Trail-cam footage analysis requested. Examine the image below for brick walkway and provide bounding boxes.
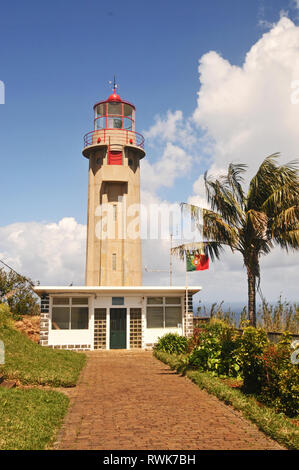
[55,350,283,450]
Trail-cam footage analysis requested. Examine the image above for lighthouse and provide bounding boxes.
[82,83,145,286]
[34,84,199,351]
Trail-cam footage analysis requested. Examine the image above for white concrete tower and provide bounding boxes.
[82,84,145,286]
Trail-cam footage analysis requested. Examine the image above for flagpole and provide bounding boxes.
[185,252,188,336]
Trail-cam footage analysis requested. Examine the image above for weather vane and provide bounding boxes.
[109,75,118,94]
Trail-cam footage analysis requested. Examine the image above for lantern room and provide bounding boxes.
[83,89,145,157]
[94,92,135,131]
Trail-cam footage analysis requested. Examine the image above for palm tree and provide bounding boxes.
[172,154,299,327]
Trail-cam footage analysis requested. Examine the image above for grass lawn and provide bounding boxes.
[0,306,87,449]
[0,388,69,450]
[0,319,86,387]
[154,350,299,450]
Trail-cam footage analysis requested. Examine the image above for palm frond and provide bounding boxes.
[204,172,243,225]
[247,153,281,210]
[203,209,239,248]
[220,162,247,207]
[272,228,299,251]
[246,209,269,240]
[171,241,224,262]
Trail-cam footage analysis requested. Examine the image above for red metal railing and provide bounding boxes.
[83,128,145,149]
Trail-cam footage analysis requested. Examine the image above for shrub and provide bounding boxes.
[0,268,39,319]
[186,320,241,377]
[257,334,299,417]
[236,326,269,394]
[187,327,205,351]
[0,303,14,328]
[154,333,189,355]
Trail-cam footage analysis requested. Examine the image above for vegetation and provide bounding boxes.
[154,350,299,450]
[0,304,86,449]
[153,332,189,354]
[0,304,86,387]
[154,320,299,418]
[0,267,39,319]
[185,321,241,378]
[257,298,299,333]
[0,388,69,450]
[172,154,299,326]
[196,298,299,333]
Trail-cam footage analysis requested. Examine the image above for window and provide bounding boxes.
[146,297,182,328]
[71,307,89,329]
[112,253,116,271]
[113,204,117,221]
[165,306,181,327]
[96,103,106,117]
[52,307,69,329]
[107,117,122,129]
[96,117,106,129]
[147,297,163,305]
[112,297,124,305]
[147,306,163,328]
[51,297,89,330]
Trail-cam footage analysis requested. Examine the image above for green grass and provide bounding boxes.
[0,318,86,387]
[0,388,69,450]
[154,350,299,450]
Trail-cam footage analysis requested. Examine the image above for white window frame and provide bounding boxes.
[146,296,183,329]
[50,296,90,331]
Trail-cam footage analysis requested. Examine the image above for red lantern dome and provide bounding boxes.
[107,92,122,103]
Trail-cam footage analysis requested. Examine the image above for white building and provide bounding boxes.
[35,286,201,350]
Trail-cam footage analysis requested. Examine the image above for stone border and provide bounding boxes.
[46,344,91,351]
[40,294,49,346]
[184,291,194,337]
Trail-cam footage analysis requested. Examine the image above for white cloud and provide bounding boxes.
[141,142,192,192]
[192,17,299,182]
[0,218,86,285]
[143,110,196,148]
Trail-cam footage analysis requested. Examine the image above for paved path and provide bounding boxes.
[55,351,283,450]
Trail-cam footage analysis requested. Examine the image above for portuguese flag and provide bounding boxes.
[186,253,209,271]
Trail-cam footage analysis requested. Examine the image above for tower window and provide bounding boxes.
[113,204,117,221]
[112,253,116,271]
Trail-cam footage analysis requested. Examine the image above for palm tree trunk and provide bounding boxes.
[247,266,256,327]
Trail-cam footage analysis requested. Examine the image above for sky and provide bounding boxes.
[0,0,299,310]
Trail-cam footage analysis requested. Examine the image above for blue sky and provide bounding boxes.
[0,0,299,305]
[0,0,296,224]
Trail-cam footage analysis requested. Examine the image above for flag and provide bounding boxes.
[186,252,209,271]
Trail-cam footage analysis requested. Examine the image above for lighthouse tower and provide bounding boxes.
[82,84,145,286]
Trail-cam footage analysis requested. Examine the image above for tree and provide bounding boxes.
[172,154,299,327]
[0,267,40,318]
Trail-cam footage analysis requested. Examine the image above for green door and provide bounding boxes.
[110,308,126,349]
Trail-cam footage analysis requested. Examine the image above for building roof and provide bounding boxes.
[33,285,202,296]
